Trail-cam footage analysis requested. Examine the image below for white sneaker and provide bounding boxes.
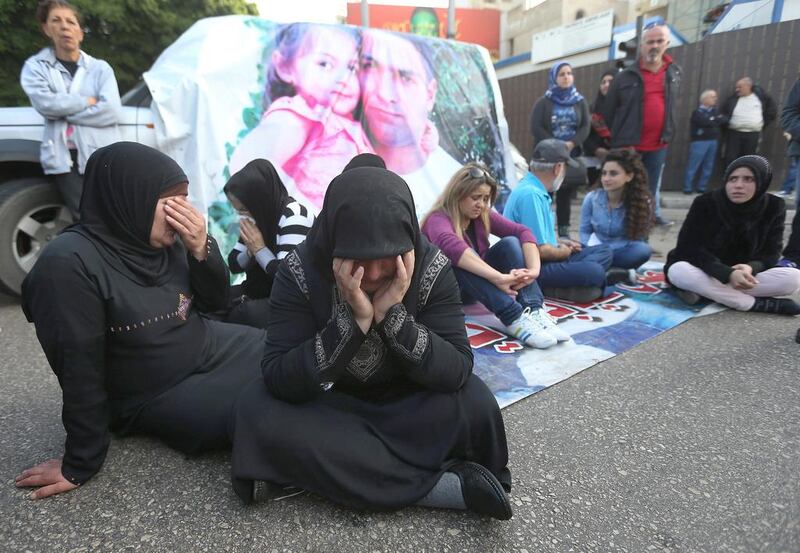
[534,308,571,342]
[506,308,557,349]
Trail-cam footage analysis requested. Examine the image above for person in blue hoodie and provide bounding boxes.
[683,90,727,194]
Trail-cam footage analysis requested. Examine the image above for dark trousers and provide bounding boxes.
[683,140,718,193]
[129,320,265,454]
[53,149,83,220]
[537,244,613,289]
[639,148,668,219]
[452,236,544,326]
[783,157,800,263]
[723,129,760,169]
[555,181,578,234]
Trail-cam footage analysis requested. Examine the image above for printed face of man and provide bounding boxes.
[360,32,437,151]
[640,26,669,64]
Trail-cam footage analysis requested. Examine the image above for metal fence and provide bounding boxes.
[498,18,800,190]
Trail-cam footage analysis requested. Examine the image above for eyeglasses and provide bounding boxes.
[468,166,496,184]
[643,21,667,31]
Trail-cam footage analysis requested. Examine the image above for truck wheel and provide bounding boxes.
[0,178,73,296]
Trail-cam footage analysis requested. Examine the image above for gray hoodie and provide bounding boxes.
[20,47,121,175]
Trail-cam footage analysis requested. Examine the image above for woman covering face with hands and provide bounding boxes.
[18,143,265,499]
[231,161,512,519]
[224,159,314,328]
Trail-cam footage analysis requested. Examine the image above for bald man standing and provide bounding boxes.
[602,23,682,226]
[721,77,777,169]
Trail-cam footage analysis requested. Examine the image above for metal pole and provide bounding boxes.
[635,14,644,55]
[361,0,369,28]
[447,0,456,39]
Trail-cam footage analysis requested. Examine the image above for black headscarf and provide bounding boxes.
[223,159,289,252]
[306,166,420,279]
[592,69,617,114]
[714,155,772,246]
[68,142,188,286]
[342,153,386,172]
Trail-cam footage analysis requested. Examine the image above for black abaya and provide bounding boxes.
[230,166,510,508]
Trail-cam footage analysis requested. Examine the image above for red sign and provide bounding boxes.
[346,3,501,58]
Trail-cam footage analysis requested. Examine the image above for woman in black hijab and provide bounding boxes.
[17,142,265,499]
[231,165,512,519]
[665,155,800,314]
[224,159,314,328]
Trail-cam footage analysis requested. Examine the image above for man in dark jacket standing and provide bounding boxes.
[602,23,682,226]
[720,77,777,168]
[779,77,800,267]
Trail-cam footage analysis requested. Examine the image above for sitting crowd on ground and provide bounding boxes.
[13,1,800,523]
[16,138,800,521]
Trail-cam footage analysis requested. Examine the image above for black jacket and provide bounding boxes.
[665,192,786,284]
[601,56,682,148]
[782,77,800,158]
[689,106,727,141]
[720,85,777,129]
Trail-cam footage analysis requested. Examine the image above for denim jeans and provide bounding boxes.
[779,157,799,195]
[683,140,717,193]
[611,241,652,269]
[452,236,544,326]
[537,243,613,289]
[639,148,668,219]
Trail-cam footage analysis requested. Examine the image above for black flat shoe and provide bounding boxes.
[451,461,513,520]
[605,267,630,286]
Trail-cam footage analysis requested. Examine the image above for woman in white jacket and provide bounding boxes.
[20,0,121,219]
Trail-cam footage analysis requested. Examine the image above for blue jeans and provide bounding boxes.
[452,236,544,326]
[639,148,668,219]
[779,157,799,195]
[537,244,613,289]
[611,241,652,269]
[683,140,717,193]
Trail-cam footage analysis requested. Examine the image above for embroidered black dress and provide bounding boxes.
[230,166,510,509]
[21,143,265,486]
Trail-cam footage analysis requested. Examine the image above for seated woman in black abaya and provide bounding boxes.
[231,163,513,520]
[224,159,314,328]
[16,143,265,499]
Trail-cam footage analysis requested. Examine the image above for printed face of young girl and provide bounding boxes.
[601,161,633,193]
[284,27,360,116]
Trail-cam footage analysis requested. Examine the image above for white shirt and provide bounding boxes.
[729,93,764,132]
[399,146,463,218]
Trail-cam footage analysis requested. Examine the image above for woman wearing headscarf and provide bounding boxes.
[17,143,265,499]
[530,61,591,238]
[231,163,512,519]
[666,155,800,314]
[224,159,315,328]
[583,69,616,161]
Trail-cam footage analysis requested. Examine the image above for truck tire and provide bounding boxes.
[0,178,72,296]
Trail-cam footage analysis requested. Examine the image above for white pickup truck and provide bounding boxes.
[0,83,155,295]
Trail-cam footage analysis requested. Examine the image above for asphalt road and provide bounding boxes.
[1,194,798,552]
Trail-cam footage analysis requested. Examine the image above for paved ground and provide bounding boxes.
[1,193,798,552]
